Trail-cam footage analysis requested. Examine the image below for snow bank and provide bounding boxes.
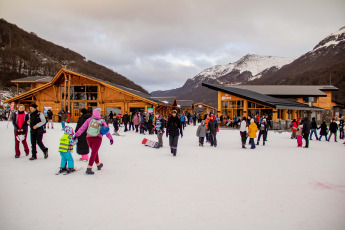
[0,121,344,230]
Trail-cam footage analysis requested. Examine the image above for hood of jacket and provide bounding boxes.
[92,108,102,120]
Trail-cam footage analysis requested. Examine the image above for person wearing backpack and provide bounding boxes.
[74,108,113,175]
[28,104,48,160]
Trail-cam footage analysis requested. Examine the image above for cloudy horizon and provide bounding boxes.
[1,0,344,92]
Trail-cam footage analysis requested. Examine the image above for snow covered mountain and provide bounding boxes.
[151,54,296,106]
[151,26,345,107]
[189,54,295,88]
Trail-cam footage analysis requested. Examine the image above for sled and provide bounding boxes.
[142,138,160,148]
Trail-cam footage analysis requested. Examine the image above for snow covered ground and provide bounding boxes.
[1,121,345,230]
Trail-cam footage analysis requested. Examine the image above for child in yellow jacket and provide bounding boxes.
[248,119,258,149]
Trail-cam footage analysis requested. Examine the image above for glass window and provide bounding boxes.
[222,101,228,109]
[256,104,264,109]
[229,101,236,108]
[73,86,86,100]
[248,102,255,108]
[61,86,65,99]
[237,100,243,108]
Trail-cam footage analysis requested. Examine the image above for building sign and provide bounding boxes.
[222,95,232,100]
[147,108,154,114]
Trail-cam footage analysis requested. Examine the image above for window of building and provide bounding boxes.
[303,97,315,103]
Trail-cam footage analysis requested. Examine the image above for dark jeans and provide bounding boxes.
[30,132,48,158]
[240,131,247,146]
[199,137,205,145]
[157,131,163,147]
[135,125,139,132]
[303,133,309,147]
[249,138,256,149]
[319,135,328,141]
[124,123,128,132]
[210,132,217,146]
[328,132,337,142]
[309,129,318,140]
[169,135,179,155]
[257,131,267,144]
[340,129,344,139]
[129,122,134,131]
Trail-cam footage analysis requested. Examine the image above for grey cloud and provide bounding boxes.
[1,0,344,91]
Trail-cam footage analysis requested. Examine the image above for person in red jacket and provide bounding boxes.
[66,111,72,123]
[12,104,30,158]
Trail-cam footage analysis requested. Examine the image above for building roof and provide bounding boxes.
[11,76,53,83]
[230,85,338,97]
[194,102,217,110]
[150,97,177,106]
[4,68,166,105]
[177,100,194,109]
[202,83,323,111]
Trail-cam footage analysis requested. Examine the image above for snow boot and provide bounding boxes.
[66,168,76,174]
[58,167,67,174]
[86,168,94,175]
[97,163,103,171]
[44,149,49,159]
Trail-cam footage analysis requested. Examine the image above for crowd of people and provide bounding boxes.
[9,103,345,175]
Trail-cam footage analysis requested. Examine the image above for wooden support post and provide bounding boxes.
[282,109,288,120]
[64,74,67,111]
[272,109,278,121]
[16,83,19,95]
[67,74,71,113]
[218,91,222,115]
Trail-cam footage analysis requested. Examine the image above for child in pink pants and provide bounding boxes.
[296,124,303,147]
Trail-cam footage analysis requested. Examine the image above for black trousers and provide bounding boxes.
[210,132,217,146]
[240,131,247,146]
[129,122,134,131]
[257,131,267,144]
[303,133,309,147]
[169,135,179,155]
[124,123,128,132]
[199,137,205,145]
[30,132,48,158]
[135,125,139,132]
[340,129,344,139]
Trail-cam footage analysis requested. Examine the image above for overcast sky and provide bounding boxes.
[1,0,344,92]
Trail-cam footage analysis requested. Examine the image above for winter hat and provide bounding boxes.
[263,119,266,122]
[250,118,254,123]
[172,110,177,114]
[81,108,87,114]
[64,125,75,135]
[30,104,38,109]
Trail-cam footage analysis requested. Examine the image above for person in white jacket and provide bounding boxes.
[240,117,248,149]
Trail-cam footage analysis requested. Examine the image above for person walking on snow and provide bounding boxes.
[207,114,219,147]
[309,117,318,140]
[12,104,30,158]
[339,119,344,140]
[74,108,113,175]
[154,112,165,148]
[302,117,311,148]
[290,119,298,139]
[57,126,78,174]
[196,120,207,147]
[132,112,140,132]
[257,119,268,146]
[318,121,328,141]
[296,122,303,147]
[47,109,54,129]
[75,108,91,162]
[28,104,48,160]
[239,117,248,149]
[328,118,338,142]
[248,118,258,149]
[123,112,130,132]
[166,110,183,157]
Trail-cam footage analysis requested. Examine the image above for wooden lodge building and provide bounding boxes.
[202,83,340,121]
[4,69,174,122]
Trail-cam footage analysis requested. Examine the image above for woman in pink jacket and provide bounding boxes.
[74,108,113,175]
[132,112,140,133]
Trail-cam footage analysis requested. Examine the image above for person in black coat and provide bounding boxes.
[302,117,311,148]
[318,121,328,141]
[339,119,344,140]
[257,119,268,146]
[75,108,91,161]
[207,114,219,147]
[109,111,114,123]
[166,110,183,156]
[328,118,338,142]
[122,112,130,132]
[309,117,318,140]
[28,104,48,160]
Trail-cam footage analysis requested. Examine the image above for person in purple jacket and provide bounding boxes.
[74,108,113,175]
